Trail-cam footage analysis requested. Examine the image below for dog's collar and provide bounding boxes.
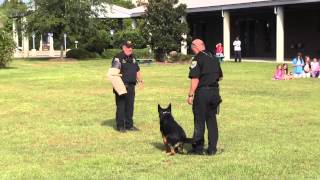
[162,111,171,114]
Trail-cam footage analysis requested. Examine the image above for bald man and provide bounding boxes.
[187,39,223,155]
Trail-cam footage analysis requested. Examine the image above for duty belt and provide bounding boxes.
[198,85,219,89]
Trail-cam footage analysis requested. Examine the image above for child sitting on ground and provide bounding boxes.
[283,63,293,80]
[311,57,320,78]
[273,64,284,80]
[292,52,304,78]
[303,55,311,78]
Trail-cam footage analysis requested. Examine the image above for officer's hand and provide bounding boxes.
[187,96,193,105]
[138,80,144,90]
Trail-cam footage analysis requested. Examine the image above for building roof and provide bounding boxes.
[94,4,132,18]
[97,0,320,18]
[185,0,320,13]
[130,6,145,17]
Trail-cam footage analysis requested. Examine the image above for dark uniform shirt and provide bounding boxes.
[111,51,140,85]
[189,51,223,88]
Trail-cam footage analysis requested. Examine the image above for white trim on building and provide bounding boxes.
[97,0,320,18]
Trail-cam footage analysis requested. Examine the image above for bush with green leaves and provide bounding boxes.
[134,48,154,59]
[101,49,121,59]
[0,30,16,68]
[84,30,111,54]
[113,29,146,49]
[142,0,188,61]
[66,48,100,59]
[168,51,193,63]
[102,48,153,59]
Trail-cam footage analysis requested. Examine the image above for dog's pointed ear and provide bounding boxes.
[168,103,171,111]
[158,104,161,111]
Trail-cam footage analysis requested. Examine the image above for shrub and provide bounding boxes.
[101,49,121,59]
[134,48,153,59]
[66,48,99,59]
[168,52,193,63]
[0,30,15,68]
[179,54,193,62]
[101,48,154,59]
[113,29,146,49]
[85,30,111,54]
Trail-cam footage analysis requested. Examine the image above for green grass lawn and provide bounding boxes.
[0,59,319,179]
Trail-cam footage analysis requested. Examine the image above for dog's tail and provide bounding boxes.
[183,137,193,144]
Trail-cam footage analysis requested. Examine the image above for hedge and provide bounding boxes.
[113,29,147,49]
[66,48,100,59]
[0,30,15,68]
[102,48,154,59]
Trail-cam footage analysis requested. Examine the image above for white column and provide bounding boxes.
[276,6,285,62]
[39,35,43,51]
[32,33,36,50]
[223,10,231,60]
[180,16,187,55]
[131,19,137,30]
[49,33,54,57]
[12,19,19,48]
[30,33,37,56]
[64,33,67,50]
[22,17,29,57]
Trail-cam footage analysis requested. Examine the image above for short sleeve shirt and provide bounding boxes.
[111,51,140,84]
[233,40,241,51]
[189,51,223,88]
[292,58,304,74]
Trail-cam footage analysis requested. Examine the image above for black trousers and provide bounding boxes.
[114,85,135,129]
[192,87,221,152]
[235,51,242,62]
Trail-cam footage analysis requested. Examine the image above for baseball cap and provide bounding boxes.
[122,40,133,48]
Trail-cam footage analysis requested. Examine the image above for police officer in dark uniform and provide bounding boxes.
[187,39,223,155]
[111,40,143,133]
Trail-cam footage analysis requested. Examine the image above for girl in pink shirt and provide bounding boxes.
[311,58,320,78]
[273,64,284,80]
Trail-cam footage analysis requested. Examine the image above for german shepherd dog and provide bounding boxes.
[158,104,193,155]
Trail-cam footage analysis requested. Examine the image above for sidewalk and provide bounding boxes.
[224,58,291,63]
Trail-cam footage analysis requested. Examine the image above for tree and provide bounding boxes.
[26,0,109,59]
[142,0,188,61]
[110,0,135,8]
[114,29,146,49]
[0,3,18,68]
[0,7,5,29]
[0,30,16,68]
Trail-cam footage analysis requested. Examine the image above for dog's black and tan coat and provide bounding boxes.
[158,104,192,155]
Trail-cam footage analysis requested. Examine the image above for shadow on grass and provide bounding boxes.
[0,67,18,70]
[17,58,107,61]
[150,142,196,156]
[151,142,166,151]
[101,119,115,128]
[17,58,51,61]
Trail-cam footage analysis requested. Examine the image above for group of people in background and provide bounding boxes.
[214,37,242,63]
[273,52,320,80]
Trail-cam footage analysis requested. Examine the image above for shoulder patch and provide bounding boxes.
[114,58,120,62]
[133,58,136,64]
[190,61,197,69]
